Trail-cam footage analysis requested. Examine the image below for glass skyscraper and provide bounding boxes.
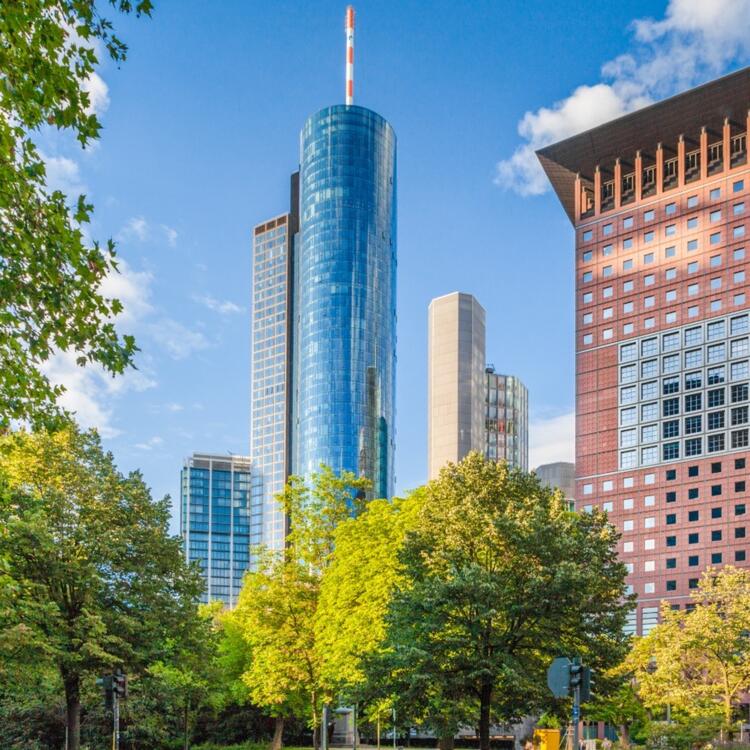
[180,452,253,606]
[294,105,397,499]
[484,367,529,471]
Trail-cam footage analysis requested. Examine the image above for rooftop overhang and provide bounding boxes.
[536,66,750,224]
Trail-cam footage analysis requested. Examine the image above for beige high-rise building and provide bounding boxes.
[428,292,486,479]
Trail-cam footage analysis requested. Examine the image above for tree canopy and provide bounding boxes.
[0,0,152,428]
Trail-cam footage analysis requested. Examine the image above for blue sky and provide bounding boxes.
[43,0,750,530]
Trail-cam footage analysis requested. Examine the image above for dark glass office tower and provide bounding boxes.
[294,105,397,499]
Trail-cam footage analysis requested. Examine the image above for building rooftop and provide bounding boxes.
[536,66,750,223]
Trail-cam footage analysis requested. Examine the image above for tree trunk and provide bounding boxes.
[377,714,381,750]
[479,679,493,750]
[62,669,81,750]
[438,734,455,750]
[271,716,285,750]
[618,724,629,749]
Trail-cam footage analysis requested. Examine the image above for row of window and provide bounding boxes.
[581,180,746,242]
[580,457,746,496]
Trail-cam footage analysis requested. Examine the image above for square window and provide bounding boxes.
[644,274,655,286]
[734,180,745,193]
[685,415,702,434]
[666,535,677,547]
[708,388,725,408]
[603,244,614,256]
[687,217,698,229]
[712,553,723,564]
[688,487,699,499]
[688,283,699,295]
[688,239,699,252]
[623,216,634,228]
[732,362,749,381]
[710,232,721,245]
[685,371,702,390]
[583,230,593,241]
[688,466,699,478]
[735,248,746,261]
[708,411,725,430]
[711,461,722,473]
[688,195,699,207]
[688,510,699,522]
[583,333,593,345]
[737,458,747,469]
[732,315,749,335]
[736,527,746,539]
[666,580,677,591]
[732,383,749,402]
[665,247,677,259]
[688,555,699,566]
[603,265,613,277]
[732,406,748,425]
[666,557,677,569]
[736,550,747,562]
[603,223,613,235]
[583,292,593,303]
[624,280,634,292]
[685,393,702,412]
[645,231,655,243]
[711,484,722,496]
[663,398,680,417]
[732,428,749,448]
[623,237,633,249]
[663,442,680,461]
[603,286,613,298]
[712,530,723,541]
[582,271,593,282]
[645,317,655,328]
[711,187,721,200]
[734,202,745,216]
[708,366,726,385]
[689,578,699,589]
[736,483,747,494]
[711,209,722,222]
[734,226,746,239]
[623,301,634,314]
[623,258,633,270]
[711,277,722,290]
[711,507,722,519]
[644,209,655,221]
[666,469,677,480]
[685,437,702,456]
[689,532,699,544]
[662,420,679,439]
[708,321,726,340]
[666,491,677,502]
[734,293,746,306]
[688,261,699,273]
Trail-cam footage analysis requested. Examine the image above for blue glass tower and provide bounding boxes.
[294,105,397,499]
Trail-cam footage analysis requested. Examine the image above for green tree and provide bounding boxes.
[0,1,152,428]
[231,467,370,750]
[373,453,631,750]
[627,566,750,730]
[315,491,424,693]
[0,427,203,750]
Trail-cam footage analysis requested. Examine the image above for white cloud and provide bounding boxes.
[496,0,750,195]
[149,319,210,360]
[135,435,164,451]
[117,216,150,243]
[100,259,154,327]
[43,153,86,196]
[529,410,575,469]
[82,71,110,116]
[193,294,245,315]
[161,225,178,247]
[165,402,184,412]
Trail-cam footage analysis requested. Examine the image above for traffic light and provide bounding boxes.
[114,670,127,699]
[96,674,114,712]
[570,664,592,702]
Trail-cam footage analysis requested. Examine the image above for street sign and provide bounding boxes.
[547,656,572,698]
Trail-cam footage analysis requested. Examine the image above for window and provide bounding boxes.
[663,442,680,460]
[688,261,699,274]
[708,388,725,407]
[583,230,593,241]
[620,343,637,362]
[712,553,723,564]
[712,530,723,541]
[687,216,698,229]
[734,294,746,306]
[666,557,677,569]
[708,411,725,430]
[621,429,637,447]
[663,332,680,350]
[665,246,677,259]
[642,381,658,399]
[689,578,699,589]
[734,226,746,239]
[645,231,655,243]
[666,535,677,547]
[623,520,634,532]
[603,243,614,256]
[685,437,702,456]
[708,320,726,339]
[642,359,658,378]
[663,354,680,373]
[734,180,745,193]
[621,386,637,404]
[685,349,702,368]
[623,258,633,270]
[623,216,634,228]
[688,195,699,207]
[621,407,637,425]
[708,343,726,363]
[732,315,749,335]
[737,458,747,469]
[662,420,679,439]
[688,510,699,522]
[732,428,749,448]
[662,376,679,395]
[685,393,702,412]
[711,277,722,290]
[643,446,659,464]
[623,301,634,314]
[737,528,747,539]
[734,202,745,216]
[644,252,655,265]
[666,513,677,525]
[688,486,699,498]
[666,289,677,302]
[711,507,722,519]
[603,286,613,298]
[620,450,637,469]
[711,209,722,223]
[583,271,593,282]
[666,580,677,591]
[641,337,658,356]
[734,270,745,283]
[688,239,699,252]
[709,434,726,452]
[737,551,747,562]
[688,283,699,296]
[737,504,747,516]
[583,333,593,345]
[642,425,658,443]
[689,533,699,544]
[645,517,655,529]
[603,328,613,340]
[712,461,722,472]
[624,280,634,292]
[645,317,655,328]
[711,484,722,496]
[735,248,746,261]
[733,338,750,358]
[583,291,593,303]
[685,371,702,390]
[644,209,655,221]
[621,364,637,383]
[685,415,702,434]
[603,223,613,235]
[663,398,679,417]
[708,366,726,385]
[711,187,721,200]
[732,361,749,380]
[732,383,749,402]
[603,265,613,277]
[666,469,677,480]
[644,273,655,286]
[623,237,633,249]
[711,232,721,245]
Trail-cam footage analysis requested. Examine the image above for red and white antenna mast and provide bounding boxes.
[345,5,355,105]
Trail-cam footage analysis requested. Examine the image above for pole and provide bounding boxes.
[392,707,397,750]
[572,658,581,750]
[344,5,354,105]
[353,705,358,750]
[322,705,329,750]
[113,687,120,750]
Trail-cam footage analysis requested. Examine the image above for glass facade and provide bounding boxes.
[252,204,296,551]
[484,368,529,470]
[180,453,252,606]
[294,105,397,499]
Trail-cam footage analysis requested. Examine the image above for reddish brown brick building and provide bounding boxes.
[538,68,750,636]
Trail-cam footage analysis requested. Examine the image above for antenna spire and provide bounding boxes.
[345,6,355,105]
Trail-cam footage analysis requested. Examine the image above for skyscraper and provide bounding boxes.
[180,452,253,606]
[294,104,397,499]
[251,176,299,551]
[535,461,576,509]
[248,7,397,555]
[538,67,750,636]
[427,292,528,478]
[485,367,529,470]
[427,292,486,479]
